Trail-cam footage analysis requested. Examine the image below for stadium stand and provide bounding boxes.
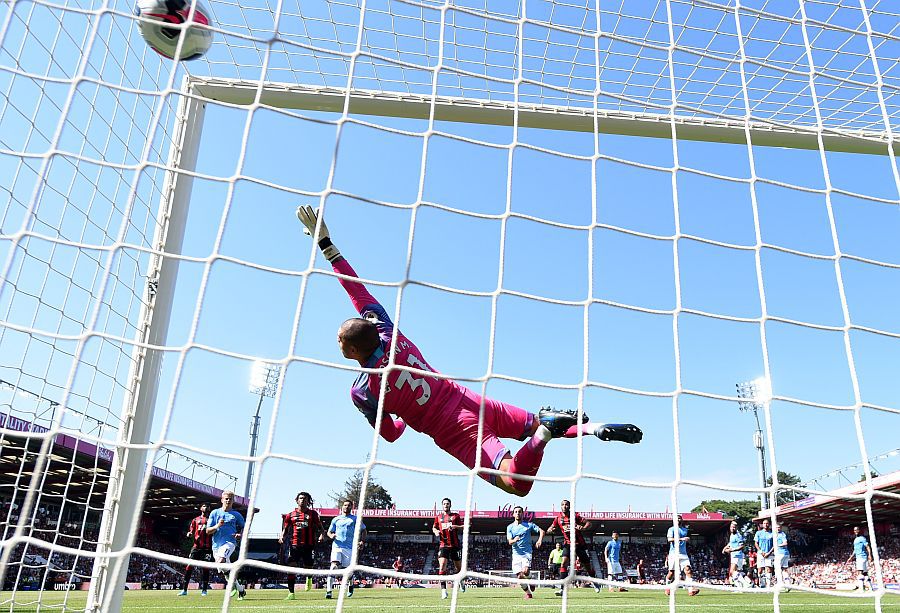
[3,466,898,593]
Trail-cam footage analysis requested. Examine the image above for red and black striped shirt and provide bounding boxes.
[551,512,586,546]
[189,515,212,549]
[434,512,462,548]
[282,508,321,546]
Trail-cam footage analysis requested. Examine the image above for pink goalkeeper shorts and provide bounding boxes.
[434,386,535,483]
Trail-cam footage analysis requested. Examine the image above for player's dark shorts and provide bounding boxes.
[188,548,213,563]
[438,547,461,562]
[548,563,561,577]
[562,545,592,570]
[287,545,315,567]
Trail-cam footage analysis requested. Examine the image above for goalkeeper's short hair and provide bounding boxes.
[340,318,380,354]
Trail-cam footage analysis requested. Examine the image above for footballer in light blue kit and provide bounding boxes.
[604,532,627,589]
[506,506,544,600]
[775,525,792,587]
[325,500,367,599]
[722,520,748,587]
[754,518,774,587]
[846,526,874,590]
[665,515,699,595]
[206,490,247,600]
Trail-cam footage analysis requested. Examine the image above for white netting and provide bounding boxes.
[486,569,542,586]
[2,0,900,611]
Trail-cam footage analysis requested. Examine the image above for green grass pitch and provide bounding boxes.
[2,588,899,612]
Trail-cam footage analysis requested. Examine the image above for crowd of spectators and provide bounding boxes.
[789,535,900,588]
[257,531,900,591]
[129,533,192,587]
[1,506,99,590]
[1,498,191,590]
[354,541,432,585]
[3,496,899,592]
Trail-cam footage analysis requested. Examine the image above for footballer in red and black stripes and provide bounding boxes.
[189,509,213,550]
[279,492,325,595]
[545,499,599,586]
[283,506,324,546]
[181,503,213,593]
[548,505,587,546]
[434,509,463,550]
[432,498,466,596]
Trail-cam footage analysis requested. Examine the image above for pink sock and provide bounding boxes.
[563,423,599,438]
[507,436,547,495]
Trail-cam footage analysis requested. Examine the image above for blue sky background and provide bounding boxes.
[1,0,900,538]
[159,106,900,533]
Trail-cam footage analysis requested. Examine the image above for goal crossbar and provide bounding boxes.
[190,77,900,156]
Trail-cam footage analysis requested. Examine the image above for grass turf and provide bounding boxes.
[2,587,899,612]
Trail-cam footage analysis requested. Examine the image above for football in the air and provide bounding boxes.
[135,0,213,61]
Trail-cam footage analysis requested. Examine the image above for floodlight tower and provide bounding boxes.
[246,361,281,499]
[736,377,772,510]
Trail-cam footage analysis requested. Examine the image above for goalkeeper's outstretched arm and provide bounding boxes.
[297,205,407,443]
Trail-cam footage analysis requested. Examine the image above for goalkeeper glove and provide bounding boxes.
[596,424,643,444]
[296,204,341,263]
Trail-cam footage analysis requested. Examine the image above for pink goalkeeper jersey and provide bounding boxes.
[334,258,464,442]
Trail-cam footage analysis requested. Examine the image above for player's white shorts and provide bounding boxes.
[776,554,789,569]
[511,552,533,574]
[730,554,745,568]
[331,544,352,568]
[757,555,773,569]
[213,542,236,561]
[856,557,869,573]
[667,554,691,572]
[607,561,623,576]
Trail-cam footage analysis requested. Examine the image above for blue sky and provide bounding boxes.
[1,0,900,538]
[152,103,900,534]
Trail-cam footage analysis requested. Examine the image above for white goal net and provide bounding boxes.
[2,0,900,611]
[486,569,542,587]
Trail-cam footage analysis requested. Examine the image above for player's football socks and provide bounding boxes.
[305,577,313,591]
[459,581,466,592]
[177,590,188,596]
[594,423,643,444]
[507,436,545,495]
[441,588,448,599]
[538,407,587,437]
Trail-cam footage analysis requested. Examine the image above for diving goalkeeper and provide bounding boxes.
[297,205,642,496]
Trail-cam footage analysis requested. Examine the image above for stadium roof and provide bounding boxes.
[0,411,250,522]
[759,470,900,530]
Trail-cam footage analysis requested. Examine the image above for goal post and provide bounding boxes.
[189,77,900,156]
[87,84,207,613]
